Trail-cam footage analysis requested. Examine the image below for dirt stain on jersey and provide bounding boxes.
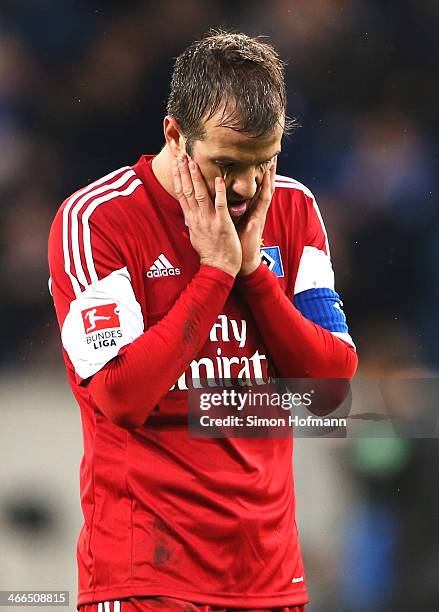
[183,318,196,343]
[152,516,173,566]
[153,543,171,564]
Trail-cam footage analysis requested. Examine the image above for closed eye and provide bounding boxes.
[258,159,274,169]
[216,157,275,173]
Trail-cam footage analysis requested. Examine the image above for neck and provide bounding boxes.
[151,145,176,199]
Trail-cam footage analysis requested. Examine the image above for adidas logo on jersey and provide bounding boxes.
[147,253,181,278]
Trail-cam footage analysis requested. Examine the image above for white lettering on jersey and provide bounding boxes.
[171,315,267,390]
[147,253,181,278]
[209,315,247,348]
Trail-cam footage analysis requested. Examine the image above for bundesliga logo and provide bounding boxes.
[81,303,122,350]
[81,303,121,334]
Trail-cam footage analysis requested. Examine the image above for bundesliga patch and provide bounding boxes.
[260,246,284,277]
[81,303,121,334]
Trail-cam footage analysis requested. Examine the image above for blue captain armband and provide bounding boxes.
[294,287,348,333]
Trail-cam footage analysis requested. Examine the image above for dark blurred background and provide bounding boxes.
[0,1,438,611]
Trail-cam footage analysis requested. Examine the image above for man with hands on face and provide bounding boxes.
[171,152,275,278]
[48,30,357,612]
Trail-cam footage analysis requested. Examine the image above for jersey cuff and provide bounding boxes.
[198,264,236,288]
[235,261,278,295]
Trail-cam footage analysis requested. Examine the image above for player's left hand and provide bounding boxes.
[238,161,276,276]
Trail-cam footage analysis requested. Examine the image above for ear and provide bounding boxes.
[164,116,186,158]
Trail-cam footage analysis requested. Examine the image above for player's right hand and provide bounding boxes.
[172,155,242,277]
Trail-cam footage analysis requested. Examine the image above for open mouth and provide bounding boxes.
[227,200,249,217]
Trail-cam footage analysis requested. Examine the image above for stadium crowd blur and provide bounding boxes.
[0,1,438,611]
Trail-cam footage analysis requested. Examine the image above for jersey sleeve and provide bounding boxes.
[292,185,355,348]
[48,173,144,382]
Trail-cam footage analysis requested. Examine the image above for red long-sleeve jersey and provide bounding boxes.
[48,155,357,609]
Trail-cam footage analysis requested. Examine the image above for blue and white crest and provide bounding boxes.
[260,246,284,277]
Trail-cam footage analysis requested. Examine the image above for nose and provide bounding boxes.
[229,168,259,201]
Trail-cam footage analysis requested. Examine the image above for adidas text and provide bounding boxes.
[147,268,180,278]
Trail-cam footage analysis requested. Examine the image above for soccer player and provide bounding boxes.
[48,31,357,612]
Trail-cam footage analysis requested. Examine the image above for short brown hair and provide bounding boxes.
[166,30,295,153]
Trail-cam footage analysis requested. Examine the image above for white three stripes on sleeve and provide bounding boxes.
[70,170,135,288]
[97,602,120,612]
[274,174,331,257]
[62,167,142,297]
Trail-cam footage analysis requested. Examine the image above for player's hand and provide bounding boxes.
[172,155,242,277]
[238,161,276,276]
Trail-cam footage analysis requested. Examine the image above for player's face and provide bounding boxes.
[187,113,283,222]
